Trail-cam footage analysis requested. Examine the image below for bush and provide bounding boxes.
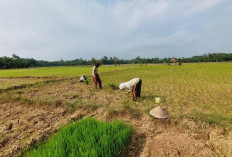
[23,118,132,157]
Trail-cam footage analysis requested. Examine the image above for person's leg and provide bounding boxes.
[92,76,97,88]
[132,84,137,101]
[95,74,102,89]
[137,79,142,98]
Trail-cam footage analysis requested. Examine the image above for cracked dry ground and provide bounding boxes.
[0,79,232,157]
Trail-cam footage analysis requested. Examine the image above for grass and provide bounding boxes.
[0,78,48,89]
[100,63,232,128]
[0,65,130,77]
[187,110,232,128]
[22,118,132,157]
[109,83,117,90]
[1,63,232,128]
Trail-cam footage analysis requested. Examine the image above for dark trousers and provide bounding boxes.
[132,79,142,101]
[93,74,102,88]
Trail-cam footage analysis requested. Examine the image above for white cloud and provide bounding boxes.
[0,0,231,60]
[112,0,169,29]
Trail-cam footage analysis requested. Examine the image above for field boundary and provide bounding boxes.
[0,77,75,93]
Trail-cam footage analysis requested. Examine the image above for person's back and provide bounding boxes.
[119,78,142,101]
[124,78,140,91]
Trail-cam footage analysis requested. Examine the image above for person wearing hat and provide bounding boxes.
[119,78,142,101]
[92,62,102,89]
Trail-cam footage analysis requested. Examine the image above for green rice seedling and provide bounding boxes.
[84,79,89,85]
[22,118,132,157]
[109,83,117,90]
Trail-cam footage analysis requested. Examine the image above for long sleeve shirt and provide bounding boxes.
[124,78,140,92]
[92,66,98,76]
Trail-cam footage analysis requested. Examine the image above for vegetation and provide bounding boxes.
[1,62,232,157]
[84,79,89,85]
[0,66,130,77]
[1,63,232,129]
[109,83,117,90]
[100,63,232,128]
[1,53,232,69]
[22,118,132,157]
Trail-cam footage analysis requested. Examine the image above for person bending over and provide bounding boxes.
[119,78,142,101]
[92,62,102,89]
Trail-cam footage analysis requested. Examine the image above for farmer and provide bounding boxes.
[92,62,102,89]
[79,74,87,82]
[119,78,142,101]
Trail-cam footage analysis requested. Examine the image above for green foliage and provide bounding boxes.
[2,52,232,69]
[84,79,89,85]
[187,110,232,128]
[23,118,132,157]
[108,83,117,90]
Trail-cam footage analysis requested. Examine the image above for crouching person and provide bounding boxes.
[79,74,87,82]
[119,78,142,101]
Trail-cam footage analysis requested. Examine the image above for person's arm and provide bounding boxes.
[126,90,131,95]
[126,86,133,95]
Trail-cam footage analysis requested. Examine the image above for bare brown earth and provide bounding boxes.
[0,79,232,157]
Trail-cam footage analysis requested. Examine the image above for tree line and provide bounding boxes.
[0,53,232,69]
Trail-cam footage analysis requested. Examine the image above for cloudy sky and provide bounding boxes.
[0,0,231,60]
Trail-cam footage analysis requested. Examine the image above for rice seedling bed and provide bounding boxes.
[22,118,132,157]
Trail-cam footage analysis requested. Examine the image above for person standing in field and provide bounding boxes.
[92,62,102,89]
[119,78,142,101]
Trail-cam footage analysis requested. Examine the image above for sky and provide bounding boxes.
[0,0,232,61]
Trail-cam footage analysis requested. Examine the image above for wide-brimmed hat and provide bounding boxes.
[150,106,168,119]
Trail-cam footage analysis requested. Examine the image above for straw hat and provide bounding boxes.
[150,106,168,119]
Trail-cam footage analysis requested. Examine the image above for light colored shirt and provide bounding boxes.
[124,78,140,92]
[92,66,98,76]
[80,75,86,82]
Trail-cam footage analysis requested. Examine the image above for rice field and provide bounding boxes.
[1,63,232,127]
[101,63,232,127]
[0,65,130,78]
[0,78,51,90]
[1,62,232,156]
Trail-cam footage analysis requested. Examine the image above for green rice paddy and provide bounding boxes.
[22,118,132,157]
[0,65,130,77]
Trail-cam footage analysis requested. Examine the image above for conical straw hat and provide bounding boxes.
[150,106,168,119]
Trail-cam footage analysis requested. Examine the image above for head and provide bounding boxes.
[119,83,126,90]
[95,62,100,67]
